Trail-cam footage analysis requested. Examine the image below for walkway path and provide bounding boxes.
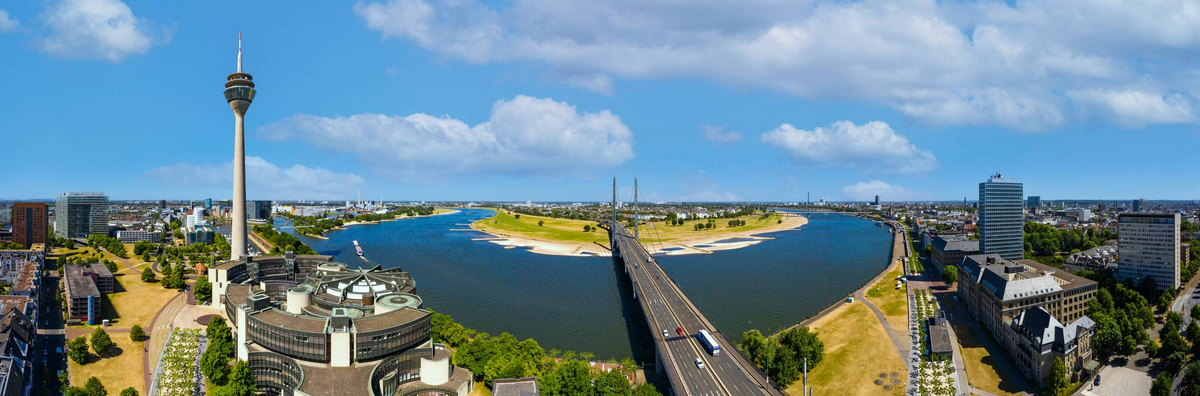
[142,291,187,393]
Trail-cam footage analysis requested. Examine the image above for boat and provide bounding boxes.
[353,240,364,257]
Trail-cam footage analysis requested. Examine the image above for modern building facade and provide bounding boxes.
[10,203,46,249]
[957,254,1098,386]
[116,230,160,243]
[1063,245,1118,273]
[1133,198,1145,213]
[55,193,109,239]
[248,200,272,222]
[930,234,979,272]
[1026,196,1041,210]
[210,254,474,395]
[978,173,1024,261]
[1116,213,1181,291]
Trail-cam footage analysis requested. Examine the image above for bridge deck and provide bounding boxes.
[610,223,783,396]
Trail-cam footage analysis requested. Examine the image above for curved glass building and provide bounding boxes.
[210,253,474,395]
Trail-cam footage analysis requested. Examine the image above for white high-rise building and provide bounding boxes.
[1117,213,1180,291]
[978,173,1024,261]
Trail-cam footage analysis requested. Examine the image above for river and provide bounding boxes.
[276,208,891,361]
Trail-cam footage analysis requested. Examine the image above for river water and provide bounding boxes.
[278,209,891,361]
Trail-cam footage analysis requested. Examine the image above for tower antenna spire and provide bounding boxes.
[237,31,243,73]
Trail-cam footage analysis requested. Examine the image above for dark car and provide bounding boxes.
[1093,374,1101,386]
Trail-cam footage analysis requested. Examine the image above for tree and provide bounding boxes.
[1167,351,1189,374]
[130,325,147,342]
[68,336,88,364]
[84,377,107,396]
[215,361,256,396]
[631,383,659,396]
[1047,356,1067,396]
[91,327,113,357]
[141,267,156,283]
[1189,319,1200,345]
[739,329,772,370]
[1119,335,1137,356]
[1158,289,1175,312]
[538,220,545,227]
[1151,373,1172,396]
[1145,338,1160,357]
[583,225,592,232]
[195,275,212,304]
[1191,304,1200,321]
[1183,362,1200,396]
[593,367,632,395]
[941,266,958,286]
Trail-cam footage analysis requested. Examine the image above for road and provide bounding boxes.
[611,223,780,396]
[35,270,68,391]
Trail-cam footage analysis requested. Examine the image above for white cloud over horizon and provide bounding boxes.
[353,0,1200,131]
[145,156,367,200]
[256,95,636,180]
[842,180,926,201]
[760,120,937,175]
[0,10,19,32]
[36,0,168,62]
[701,125,743,145]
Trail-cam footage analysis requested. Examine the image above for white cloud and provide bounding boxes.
[145,156,366,200]
[353,0,1200,130]
[701,125,743,145]
[0,10,19,32]
[37,0,167,62]
[760,120,936,175]
[257,95,635,179]
[1066,88,1196,127]
[842,180,925,201]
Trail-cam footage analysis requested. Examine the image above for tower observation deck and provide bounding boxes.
[226,32,256,260]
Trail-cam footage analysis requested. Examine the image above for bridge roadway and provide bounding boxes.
[609,223,783,396]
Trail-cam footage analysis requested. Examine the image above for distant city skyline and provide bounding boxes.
[5,1,1200,202]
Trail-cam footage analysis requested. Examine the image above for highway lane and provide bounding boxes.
[613,224,778,396]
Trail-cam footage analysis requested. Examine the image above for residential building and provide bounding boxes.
[930,234,979,272]
[1063,245,1118,273]
[10,203,46,249]
[979,173,1024,261]
[64,263,113,325]
[0,245,43,285]
[1116,213,1181,291]
[1009,307,1096,387]
[54,192,109,239]
[957,254,1098,387]
[0,308,34,396]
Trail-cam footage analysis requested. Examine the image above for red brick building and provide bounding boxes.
[12,203,46,248]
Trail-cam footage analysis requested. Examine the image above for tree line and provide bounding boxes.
[738,327,825,388]
[252,224,317,255]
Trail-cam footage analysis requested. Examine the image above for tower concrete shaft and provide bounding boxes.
[225,33,256,259]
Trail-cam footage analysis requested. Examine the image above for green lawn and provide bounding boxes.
[638,213,786,243]
[800,303,906,396]
[473,210,609,244]
[865,262,908,333]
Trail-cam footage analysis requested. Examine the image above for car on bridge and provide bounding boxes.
[676,326,684,335]
[694,358,705,369]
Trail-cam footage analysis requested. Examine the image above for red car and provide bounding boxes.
[676,326,684,335]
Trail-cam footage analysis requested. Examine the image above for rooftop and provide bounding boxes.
[494,377,539,396]
[961,254,1096,302]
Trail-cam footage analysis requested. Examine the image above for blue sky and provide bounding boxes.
[2,0,1198,202]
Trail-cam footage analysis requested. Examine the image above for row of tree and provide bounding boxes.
[430,311,660,395]
[1023,222,1116,257]
[62,376,138,396]
[738,327,825,387]
[86,234,128,258]
[200,317,256,396]
[252,224,317,255]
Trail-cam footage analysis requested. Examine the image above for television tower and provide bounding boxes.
[225,32,256,259]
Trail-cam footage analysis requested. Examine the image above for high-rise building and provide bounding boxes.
[225,33,256,259]
[204,198,213,211]
[1026,196,1041,209]
[55,193,109,239]
[1133,198,1145,213]
[978,173,1024,261]
[12,203,47,248]
[248,200,272,221]
[158,200,167,210]
[1117,213,1180,291]
[874,195,880,206]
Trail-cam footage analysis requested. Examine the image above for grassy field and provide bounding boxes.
[473,210,609,244]
[472,208,788,245]
[68,334,145,394]
[865,261,908,334]
[952,322,1030,395]
[799,302,906,396]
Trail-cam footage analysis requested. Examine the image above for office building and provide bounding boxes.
[186,225,215,245]
[1116,213,1180,291]
[158,200,167,210]
[64,263,113,325]
[10,203,46,249]
[248,200,272,222]
[210,254,474,395]
[930,234,979,272]
[1010,307,1096,387]
[54,192,109,239]
[205,198,213,211]
[1026,196,1041,210]
[1133,198,1145,213]
[1063,245,1118,273]
[116,230,160,243]
[873,195,880,206]
[978,173,1024,261]
[958,254,1098,386]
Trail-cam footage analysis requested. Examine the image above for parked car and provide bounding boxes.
[1093,374,1101,386]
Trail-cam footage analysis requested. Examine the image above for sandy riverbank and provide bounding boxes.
[470,214,808,257]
